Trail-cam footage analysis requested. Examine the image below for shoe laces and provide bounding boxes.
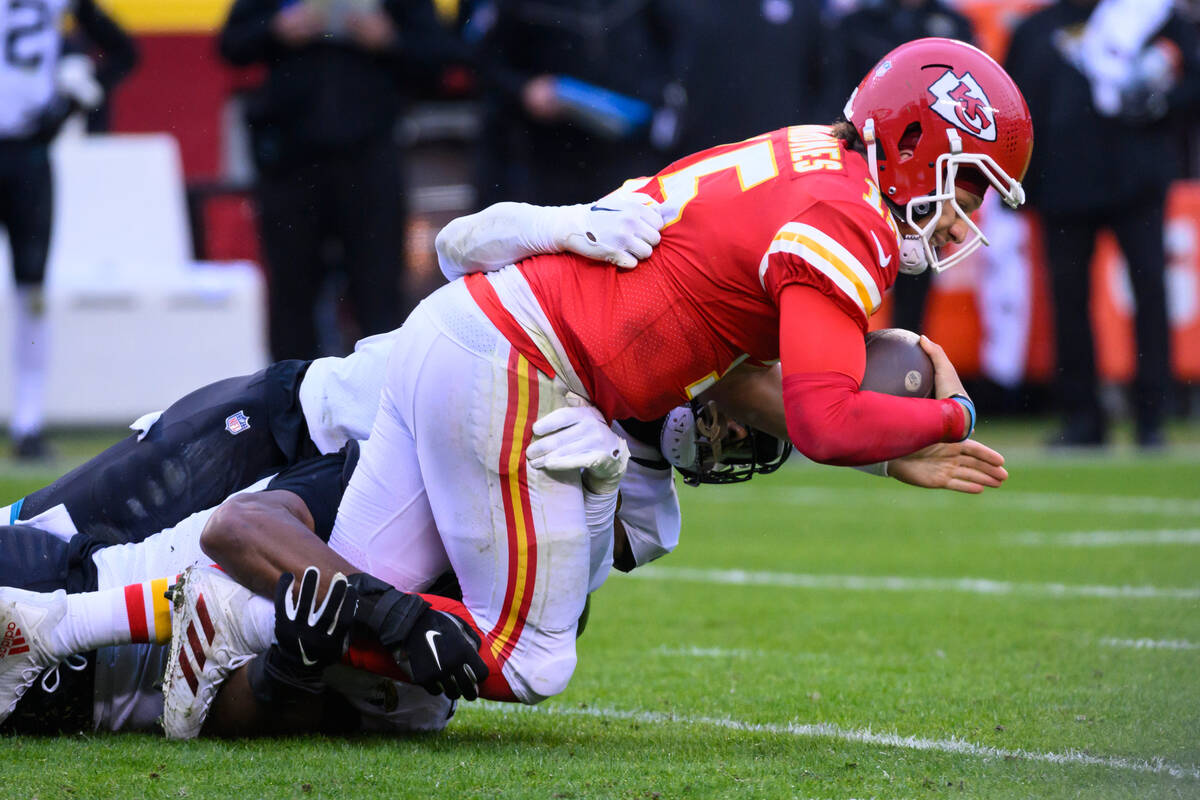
[38,654,88,694]
[2,653,84,716]
[3,665,41,716]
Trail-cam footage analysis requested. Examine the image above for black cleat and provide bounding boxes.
[12,434,54,462]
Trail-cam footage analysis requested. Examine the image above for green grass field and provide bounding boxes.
[6,422,1200,799]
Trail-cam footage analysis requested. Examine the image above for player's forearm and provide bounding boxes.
[75,0,139,90]
[783,372,968,466]
[611,459,680,572]
[199,492,358,597]
[435,202,572,279]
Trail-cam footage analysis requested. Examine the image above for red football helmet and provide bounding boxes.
[843,37,1034,273]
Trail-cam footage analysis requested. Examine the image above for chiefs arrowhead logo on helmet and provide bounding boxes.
[927,69,996,142]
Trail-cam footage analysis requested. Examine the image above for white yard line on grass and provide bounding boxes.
[656,640,1200,659]
[1101,637,1200,651]
[990,445,1200,466]
[624,565,1200,600]
[477,703,1200,781]
[690,487,1200,518]
[1011,529,1200,547]
[653,645,766,659]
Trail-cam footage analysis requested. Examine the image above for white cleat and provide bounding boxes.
[0,587,67,725]
[161,566,260,740]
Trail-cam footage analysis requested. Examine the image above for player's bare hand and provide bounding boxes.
[561,196,664,268]
[346,9,396,51]
[888,439,1008,494]
[523,75,563,121]
[272,3,324,46]
[919,335,967,400]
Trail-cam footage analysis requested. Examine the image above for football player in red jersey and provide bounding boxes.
[305,38,1034,708]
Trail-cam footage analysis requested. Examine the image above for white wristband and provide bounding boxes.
[852,461,890,478]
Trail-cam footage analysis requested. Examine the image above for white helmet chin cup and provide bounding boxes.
[897,236,928,275]
[660,405,699,470]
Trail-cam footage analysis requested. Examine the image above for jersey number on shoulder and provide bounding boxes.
[655,139,779,227]
[4,0,50,69]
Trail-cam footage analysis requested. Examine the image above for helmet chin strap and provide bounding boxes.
[864,117,930,275]
[862,118,880,187]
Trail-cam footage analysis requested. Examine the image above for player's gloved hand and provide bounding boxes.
[404,608,489,701]
[248,567,356,705]
[347,572,432,650]
[556,196,664,268]
[527,404,630,494]
[347,573,489,700]
[56,54,104,111]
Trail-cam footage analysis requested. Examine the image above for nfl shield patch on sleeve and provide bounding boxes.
[224,410,251,435]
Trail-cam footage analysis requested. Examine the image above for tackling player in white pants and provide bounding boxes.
[328,281,616,703]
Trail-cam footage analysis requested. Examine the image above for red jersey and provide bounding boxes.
[518,126,902,422]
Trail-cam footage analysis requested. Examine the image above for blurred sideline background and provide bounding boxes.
[0,0,1197,439]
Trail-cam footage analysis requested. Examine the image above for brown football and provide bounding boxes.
[862,328,934,398]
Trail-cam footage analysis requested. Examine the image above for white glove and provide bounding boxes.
[527,405,629,495]
[555,195,665,268]
[56,54,103,111]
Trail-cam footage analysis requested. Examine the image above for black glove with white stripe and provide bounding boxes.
[248,567,356,705]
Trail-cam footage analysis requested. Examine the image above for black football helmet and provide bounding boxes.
[657,401,792,486]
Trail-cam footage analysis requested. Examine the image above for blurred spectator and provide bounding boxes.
[677,0,824,154]
[0,0,137,459]
[1006,0,1200,447]
[471,0,694,207]
[1178,0,1200,178]
[975,195,1033,409]
[219,0,452,361]
[823,0,975,335]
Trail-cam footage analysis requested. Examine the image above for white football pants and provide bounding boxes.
[328,280,590,704]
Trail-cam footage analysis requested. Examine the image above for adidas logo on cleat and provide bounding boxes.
[177,592,217,696]
[0,621,30,659]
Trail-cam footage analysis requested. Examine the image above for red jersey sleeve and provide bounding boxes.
[759,200,898,332]
[776,284,970,465]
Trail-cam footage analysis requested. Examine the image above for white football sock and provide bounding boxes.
[242,594,276,652]
[49,577,176,658]
[12,285,49,438]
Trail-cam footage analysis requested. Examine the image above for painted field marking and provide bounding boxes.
[993,446,1200,466]
[623,565,1200,600]
[476,703,1200,781]
[1010,529,1200,547]
[656,639,1200,659]
[652,642,772,657]
[652,645,764,659]
[688,486,1200,518]
[1101,637,1200,651]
